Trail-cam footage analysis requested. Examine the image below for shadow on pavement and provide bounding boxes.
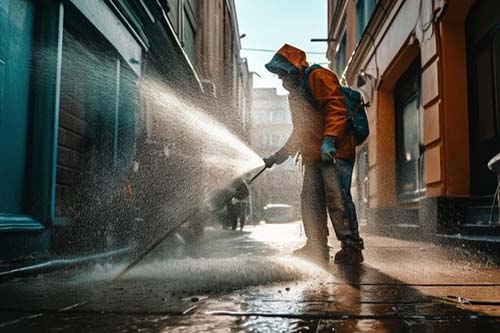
[302,263,500,331]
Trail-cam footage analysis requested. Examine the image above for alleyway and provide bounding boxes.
[0,222,499,332]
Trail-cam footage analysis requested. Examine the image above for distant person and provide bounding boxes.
[216,179,250,231]
[229,180,250,231]
[263,44,364,264]
[227,199,245,231]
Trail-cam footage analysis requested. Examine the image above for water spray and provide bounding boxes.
[114,165,268,280]
[114,208,201,280]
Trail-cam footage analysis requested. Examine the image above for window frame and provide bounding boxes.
[335,28,347,76]
[356,0,377,43]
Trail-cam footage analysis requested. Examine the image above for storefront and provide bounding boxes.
[328,0,499,246]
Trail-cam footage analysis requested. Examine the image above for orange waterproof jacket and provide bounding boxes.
[266,44,356,163]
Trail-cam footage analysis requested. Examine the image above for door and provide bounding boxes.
[395,57,425,203]
[467,0,500,198]
[0,0,34,216]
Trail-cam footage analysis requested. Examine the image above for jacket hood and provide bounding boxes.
[265,44,309,76]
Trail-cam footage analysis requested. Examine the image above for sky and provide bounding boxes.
[235,0,328,95]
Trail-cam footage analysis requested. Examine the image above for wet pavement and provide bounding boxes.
[1,222,500,332]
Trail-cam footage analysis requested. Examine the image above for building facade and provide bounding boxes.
[195,0,251,139]
[327,0,500,245]
[0,0,250,260]
[249,88,302,220]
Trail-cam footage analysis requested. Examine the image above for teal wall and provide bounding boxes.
[0,0,33,216]
[0,0,63,259]
[0,0,202,260]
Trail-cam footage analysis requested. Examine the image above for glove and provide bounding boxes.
[263,150,288,168]
[263,155,277,168]
[320,136,337,162]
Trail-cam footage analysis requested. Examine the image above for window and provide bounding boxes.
[166,0,198,63]
[183,0,197,63]
[356,0,376,43]
[394,57,424,203]
[167,0,180,33]
[335,30,347,76]
[183,14,196,62]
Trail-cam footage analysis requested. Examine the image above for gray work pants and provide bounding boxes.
[301,159,364,249]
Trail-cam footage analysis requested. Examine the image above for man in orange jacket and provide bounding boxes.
[263,44,364,263]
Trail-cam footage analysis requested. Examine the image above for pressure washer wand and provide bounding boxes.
[114,208,200,281]
[249,165,268,184]
[114,166,268,280]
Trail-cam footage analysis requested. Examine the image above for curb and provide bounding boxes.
[0,247,131,280]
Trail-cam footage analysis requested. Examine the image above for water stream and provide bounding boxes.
[40,33,265,258]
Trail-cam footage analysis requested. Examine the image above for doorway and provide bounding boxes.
[394,57,425,203]
[467,0,500,198]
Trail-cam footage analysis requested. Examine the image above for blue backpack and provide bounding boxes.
[302,64,370,145]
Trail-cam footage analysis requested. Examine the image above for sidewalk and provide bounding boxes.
[0,222,499,332]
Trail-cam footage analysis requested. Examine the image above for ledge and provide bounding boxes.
[0,247,131,280]
[437,233,500,243]
[0,215,45,233]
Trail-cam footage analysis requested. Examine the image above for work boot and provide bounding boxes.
[293,242,330,263]
[333,246,364,264]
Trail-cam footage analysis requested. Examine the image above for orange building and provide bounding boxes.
[327,0,500,244]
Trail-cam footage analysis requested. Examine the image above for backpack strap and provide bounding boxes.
[301,64,323,103]
[347,100,370,121]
